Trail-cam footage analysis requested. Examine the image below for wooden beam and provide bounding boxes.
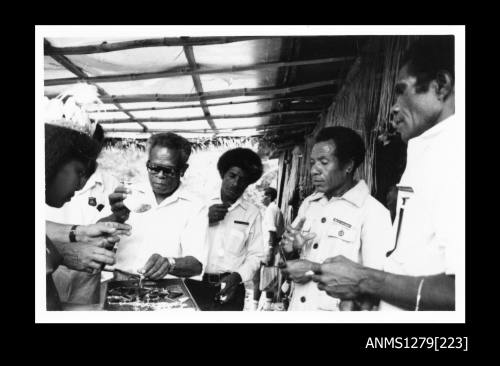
[44,37,278,55]
[50,79,339,103]
[89,93,335,112]
[103,126,313,140]
[98,109,322,124]
[103,120,317,133]
[44,56,355,86]
[45,39,148,132]
[183,45,217,133]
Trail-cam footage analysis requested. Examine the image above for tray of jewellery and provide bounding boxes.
[104,278,199,311]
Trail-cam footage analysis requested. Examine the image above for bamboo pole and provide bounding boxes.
[46,79,339,103]
[183,45,217,132]
[44,37,279,55]
[89,93,335,112]
[103,120,316,133]
[45,39,148,132]
[44,56,355,86]
[98,109,322,124]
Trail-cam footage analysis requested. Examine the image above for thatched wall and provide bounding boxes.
[278,36,417,225]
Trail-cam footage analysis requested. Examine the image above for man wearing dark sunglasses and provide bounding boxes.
[102,132,207,282]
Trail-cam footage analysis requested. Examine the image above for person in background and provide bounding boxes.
[104,132,206,282]
[187,148,265,311]
[46,124,121,305]
[44,122,131,310]
[252,187,284,311]
[311,36,461,311]
[281,126,393,311]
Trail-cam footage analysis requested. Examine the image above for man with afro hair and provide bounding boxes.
[187,148,266,311]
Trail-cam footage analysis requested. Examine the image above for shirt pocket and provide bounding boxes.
[327,223,356,242]
[325,223,358,260]
[225,226,248,255]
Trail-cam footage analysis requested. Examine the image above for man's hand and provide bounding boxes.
[77,222,132,249]
[108,186,131,223]
[60,241,115,273]
[281,259,319,284]
[208,203,230,225]
[216,272,242,303]
[280,217,316,253]
[140,254,171,280]
[311,255,367,300]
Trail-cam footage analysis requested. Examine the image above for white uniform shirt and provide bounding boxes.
[111,182,208,280]
[46,169,118,225]
[262,201,284,246]
[380,115,465,311]
[204,196,265,282]
[289,180,393,311]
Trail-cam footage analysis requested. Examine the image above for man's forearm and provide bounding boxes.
[46,221,74,244]
[169,256,203,278]
[359,269,455,310]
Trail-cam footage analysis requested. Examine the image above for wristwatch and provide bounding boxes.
[166,257,176,273]
[69,225,78,243]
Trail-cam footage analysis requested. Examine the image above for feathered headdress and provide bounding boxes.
[43,83,104,137]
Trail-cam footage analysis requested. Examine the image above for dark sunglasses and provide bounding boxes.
[146,161,181,177]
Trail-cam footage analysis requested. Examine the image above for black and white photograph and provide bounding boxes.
[35,25,466,325]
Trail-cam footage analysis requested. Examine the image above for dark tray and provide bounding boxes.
[104,278,200,311]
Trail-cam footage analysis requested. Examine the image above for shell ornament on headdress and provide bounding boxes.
[43,83,104,137]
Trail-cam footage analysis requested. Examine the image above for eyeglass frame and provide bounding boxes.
[146,160,184,177]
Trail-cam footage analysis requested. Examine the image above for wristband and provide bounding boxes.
[69,225,78,243]
[415,278,424,311]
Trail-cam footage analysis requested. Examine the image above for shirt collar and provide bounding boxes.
[342,180,369,207]
[149,181,196,208]
[77,170,103,195]
[210,194,248,211]
[409,114,456,145]
[310,180,369,208]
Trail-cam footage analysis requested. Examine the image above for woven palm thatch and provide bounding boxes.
[305,36,416,197]
[278,36,417,224]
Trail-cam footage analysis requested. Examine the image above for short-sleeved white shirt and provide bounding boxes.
[111,182,208,280]
[380,115,465,311]
[204,196,265,282]
[289,180,393,311]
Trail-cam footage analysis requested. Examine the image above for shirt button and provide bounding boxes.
[313,243,319,249]
[321,217,326,223]
[338,230,344,236]
[300,296,306,303]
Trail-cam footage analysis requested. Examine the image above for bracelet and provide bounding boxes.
[69,225,78,243]
[415,278,425,311]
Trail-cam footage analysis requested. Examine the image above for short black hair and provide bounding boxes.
[45,123,101,187]
[264,187,278,202]
[401,35,454,93]
[147,132,192,166]
[314,126,365,171]
[217,148,263,184]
